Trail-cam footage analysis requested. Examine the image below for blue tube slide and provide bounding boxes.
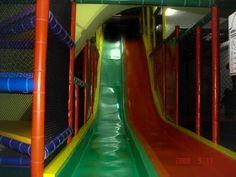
[0,77,34,93]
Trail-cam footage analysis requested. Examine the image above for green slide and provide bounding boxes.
[57,38,158,177]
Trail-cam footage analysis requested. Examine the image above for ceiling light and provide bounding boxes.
[165,8,178,16]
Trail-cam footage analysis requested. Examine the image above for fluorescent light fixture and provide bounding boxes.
[165,8,178,16]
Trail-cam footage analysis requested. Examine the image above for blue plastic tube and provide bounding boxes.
[44,128,73,159]
[48,12,74,48]
[0,128,73,159]
[0,72,33,78]
[0,136,30,155]
[0,9,74,48]
[0,77,34,93]
[0,156,30,166]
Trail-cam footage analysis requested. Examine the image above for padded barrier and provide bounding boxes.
[0,73,33,78]
[0,78,34,93]
[0,73,34,93]
[44,127,73,159]
[0,127,73,163]
[0,156,30,166]
[0,136,30,155]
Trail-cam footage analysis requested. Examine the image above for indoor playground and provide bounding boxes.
[0,0,236,177]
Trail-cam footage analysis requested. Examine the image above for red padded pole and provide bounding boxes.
[211,6,219,144]
[31,1,49,177]
[83,42,88,123]
[196,26,201,136]
[175,25,180,125]
[68,2,76,143]
[74,85,79,134]
[162,45,166,118]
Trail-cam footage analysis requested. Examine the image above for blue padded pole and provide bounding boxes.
[0,77,34,93]
[48,12,75,48]
[0,156,30,166]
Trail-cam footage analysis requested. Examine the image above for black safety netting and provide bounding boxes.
[179,9,236,151]
[44,0,71,144]
[179,32,196,133]
[0,3,34,122]
[218,8,236,151]
[0,1,34,175]
[200,29,212,140]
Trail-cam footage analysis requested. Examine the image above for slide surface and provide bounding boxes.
[58,37,236,177]
[72,39,139,177]
[124,38,236,177]
[57,38,157,177]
